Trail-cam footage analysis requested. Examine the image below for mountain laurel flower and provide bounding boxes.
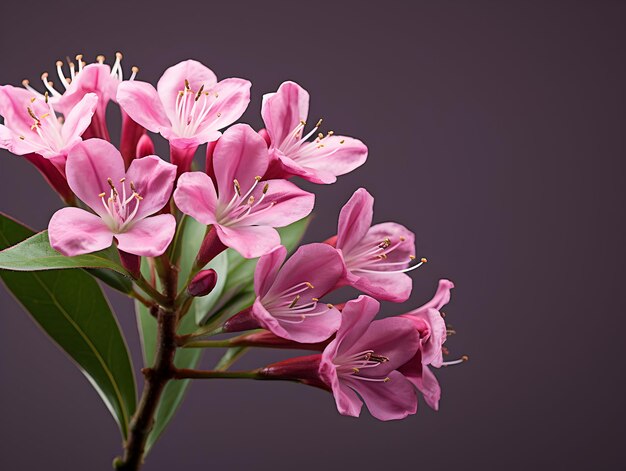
[48,139,177,257]
[223,244,343,343]
[330,188,421,303]
[0,85,97,168]
[174,124,314,259]
[117,59,251,172]
[261,81,368,184]
[21,53,137,141]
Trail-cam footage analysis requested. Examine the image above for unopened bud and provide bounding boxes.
[187,269,218,297]
[136,133,155,158]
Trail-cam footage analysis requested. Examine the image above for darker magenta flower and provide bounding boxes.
[174,124,314,258]
[48,139,177,257]
[261,81,367,184]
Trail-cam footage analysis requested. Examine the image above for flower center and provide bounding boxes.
[21,52,138,98]
[98,177,143,233]
[276,118,346,164]
[344,236,427,275]
[335,350,391,382]
[217,176,275,226]
[19,94,65,153]
[173,79,221,137]
[263,281,333,324]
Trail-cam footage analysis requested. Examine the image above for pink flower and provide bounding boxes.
[174,124,314,259]
[22,53,135,140]
[398,354,442,411]
[48,139,177,257]
[318,296,420,420]
[117,59,251,171]
[261,81,368,184]
[224,244,343,343]
[0,85,97,166]
[332,188,421,302]
[399,279,455,367]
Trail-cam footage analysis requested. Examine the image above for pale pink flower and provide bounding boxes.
[223,244,343,343]
[319,295,420,420]
[117,59,251,171]
[261,81,367,184]
[22,53,135,141]
[332,188,420,302]
[0,85,97,167]
[174,124,314,259]
[49,139,177,257]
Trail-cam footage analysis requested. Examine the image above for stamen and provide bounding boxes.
[288,295,300,309]
[442,355,469,367]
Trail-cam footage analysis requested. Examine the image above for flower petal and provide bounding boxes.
[298,135,367,179]
[61,93,98,145]
[215,224,280,259]
[419,279,455,311]
[336,188,374,253]
[349,271,413,303]
[157,59,218,120]
[66,139,126,216]
[265,243,344,301]
[48,207,113,256]
[125,155,177,219]
[201,78,251,133]
[173,171,218,225]
[115,214,176,257]
[343,370,417,421]
[0,85,39,136]
[333,295,380,355]
[56,64,117,114]
[241,179,314,227]
[254,245,287,297]
[213,124,269,201]
[261,81,310,147]
[117,81,171,133]
[0,124,40,156]
[318,355,363,418]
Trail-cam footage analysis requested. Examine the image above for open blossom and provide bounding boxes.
[398,280,463,410]
[22,53,136,141]
[0,85,97,166]
[330,188,421,302]
[174,124,314,258]
[261,81,368,184]
[118,59,251,171]
[224,244,343,343]
[48,139,177,257]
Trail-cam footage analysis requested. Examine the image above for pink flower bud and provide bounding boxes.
[187,269,218,297]
[136,133,155,158]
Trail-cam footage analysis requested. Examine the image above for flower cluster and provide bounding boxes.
[0,53,464,424]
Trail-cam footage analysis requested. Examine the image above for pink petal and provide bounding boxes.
[125,155,177,219]
[157,59,217,119]
[0,124,40,156]
[318,357,363,417]
[298,135,367,179]
[66,139,126,216]
[213,124,269,201]
[56,64,118,114]
[400,359,441,411]
[201,78,251,133]
[48,207,113,256]
[348,270,413,303]
[343,370,417,421]
[214,224,280,259]
[117,81,171,134]
[241,179,315,227]
[115,214,176,257]
[264,243,344,301]
[261,81,310,147]
[271,150,337,184]
[362,222,416,264]
[61,93,98,144]
[336,188,374,253]
[173,171,218,225]
[333,295,380,354]
[0,85,39,136]
[254,245,287,297]
[419,279,455,311]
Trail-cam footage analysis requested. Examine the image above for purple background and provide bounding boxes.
[1,1,625,469]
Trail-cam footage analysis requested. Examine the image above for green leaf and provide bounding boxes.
[224,216,311,295]
[194,251,228,325]
[87,268,134,294]
[0,230,129,275]
[0,213,136,438]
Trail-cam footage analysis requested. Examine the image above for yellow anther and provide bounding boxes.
[305,282,314,289]
[421,257,428,263]
[311,297,319,302]
[315,118,323,127]
[255,176,262,181]
[96,55,105,64]
[409,255,416,260]
[98,192,106,198]
[184,79,191,90]
[56,60,63,67]
[262,183,269,194]
[339,139,345,144]
[288,295,301,308]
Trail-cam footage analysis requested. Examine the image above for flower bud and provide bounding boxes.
[136,133,155,158]
[187,269,218,297]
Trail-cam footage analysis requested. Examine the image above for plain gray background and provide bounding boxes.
[0,1,624,470]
